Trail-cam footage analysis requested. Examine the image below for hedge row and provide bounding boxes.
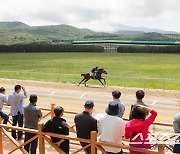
[1,44,180,53]
[0,44,104,53]
[117,45,180,53]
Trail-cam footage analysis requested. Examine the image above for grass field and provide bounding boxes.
[0,52,179,90]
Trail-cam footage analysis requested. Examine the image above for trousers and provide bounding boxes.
[12,112,23,140]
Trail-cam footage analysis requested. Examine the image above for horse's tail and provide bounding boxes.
[81,73,85,77]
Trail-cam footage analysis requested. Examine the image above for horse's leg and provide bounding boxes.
[98,79,104,86]
[78,78,85,85]
[84,79,88,87]
[84,78,90,87]
[101,77,106,85]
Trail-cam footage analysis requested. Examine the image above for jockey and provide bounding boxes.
[91,66,99,78]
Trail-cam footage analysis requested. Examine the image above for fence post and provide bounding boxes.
[51,103,56,119]
[38,123,45,154]
[157,144,165,154]
[123,78,125,88]
[91,131,97,154]
[163,80,165,92]
[0,118,3,154]
[143,79,146,90]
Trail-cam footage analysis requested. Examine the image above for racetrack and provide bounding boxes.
[1,78,179,123]
[0,52,180,90]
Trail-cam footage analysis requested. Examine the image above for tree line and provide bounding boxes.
[117,45,180,53]
[0,44,179,53]
[0,44,104,53]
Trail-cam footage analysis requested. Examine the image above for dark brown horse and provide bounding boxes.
[79,68,108,87]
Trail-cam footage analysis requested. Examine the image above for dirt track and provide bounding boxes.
[1,78,179,123]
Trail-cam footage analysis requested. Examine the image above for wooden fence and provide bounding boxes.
[0,103,174,154]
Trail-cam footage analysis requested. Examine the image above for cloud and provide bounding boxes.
[0,0,180,32]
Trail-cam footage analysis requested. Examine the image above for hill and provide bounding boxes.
[133,32,176,41]
[113,23,180,34]
[0,21,29,30]
[115,30,145,35]
[0,22,94,44]
[0,22,180,45]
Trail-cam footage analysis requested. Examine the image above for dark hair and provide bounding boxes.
[112,91,121,99]
[0,87,5,93]
[84,100,94,109]
[136,90,145,99]
[14,85,21,91]
[29,94,38,104]
[54,106,64,117]
[129,105,146,120]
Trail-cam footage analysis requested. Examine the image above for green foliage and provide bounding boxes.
[0,44,104,53]
[1,22,180,45]
[117,45,180,53]
[0,21,29,30]
[0,53,179,90]
[134,32,176,41]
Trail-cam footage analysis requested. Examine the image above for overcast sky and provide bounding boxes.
[0,0,180,32]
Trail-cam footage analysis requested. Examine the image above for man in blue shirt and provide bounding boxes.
[112,91,125,118]
[135,90,148,106]
[0,87,9,124]
[8,85,27,140]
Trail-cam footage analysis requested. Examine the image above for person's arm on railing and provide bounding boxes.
[55,139,65,146]
[93,119,98,132]
[38,109,43,120]
[3,95,9,106]
[62,121,69,136]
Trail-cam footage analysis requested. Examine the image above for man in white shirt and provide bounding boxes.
[0,87,9,124]
[8,85,27,140]
[98,101,125,154]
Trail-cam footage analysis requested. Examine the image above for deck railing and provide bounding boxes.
[0,103,174,154]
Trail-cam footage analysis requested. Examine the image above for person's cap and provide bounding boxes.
[29,94,38,102]
[54,106,64,117]
[84,100,94,109]
[105,100,122,116]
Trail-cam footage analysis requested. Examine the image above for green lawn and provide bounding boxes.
[0,52,179,90]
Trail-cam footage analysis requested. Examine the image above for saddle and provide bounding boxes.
[90,72,97,79]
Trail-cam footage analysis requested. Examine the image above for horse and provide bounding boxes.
[78,68,108,87]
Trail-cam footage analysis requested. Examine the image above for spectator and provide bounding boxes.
[129,90,147,120]
[125,105,157,154]
[98,101,125,154]
[0,87,9,124]
[8,85,27,140]
[43,106,69,154]
[24,94,42,154]
[112,90,125,118]
[135,90,147,106]
[173,114,180,153]
[74,100,97,154]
